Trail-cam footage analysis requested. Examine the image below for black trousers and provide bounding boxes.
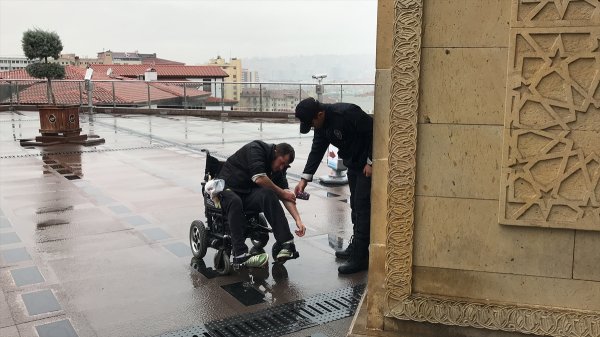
[347,167,372,244]
[220,188,294,256]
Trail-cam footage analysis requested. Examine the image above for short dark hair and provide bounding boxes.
[275,143,295,164]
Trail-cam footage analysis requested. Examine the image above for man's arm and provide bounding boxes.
[255,175,296,203]
[302,130,329,182]
[282,200,306,237]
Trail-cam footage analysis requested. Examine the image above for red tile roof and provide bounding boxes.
[0,66,213,105]
[90,64,228,78]
[0,66,87,80]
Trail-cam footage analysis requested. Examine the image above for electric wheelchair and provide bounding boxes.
[189,149,274,275]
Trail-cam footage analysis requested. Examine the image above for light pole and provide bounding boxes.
[312,74,327,102]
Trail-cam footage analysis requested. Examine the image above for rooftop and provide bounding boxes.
[0,110,365,337]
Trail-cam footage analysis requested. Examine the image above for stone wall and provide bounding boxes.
[359,1,600,336]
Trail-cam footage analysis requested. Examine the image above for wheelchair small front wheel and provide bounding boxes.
[190,220,208,258]
[214,249,232,275]
[250,231,269,249]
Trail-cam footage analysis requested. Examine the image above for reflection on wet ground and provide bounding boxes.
[0,111,365,337]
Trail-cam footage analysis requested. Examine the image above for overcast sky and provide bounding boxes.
[0,0,377,64]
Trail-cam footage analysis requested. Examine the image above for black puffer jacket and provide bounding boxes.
[218,140,288,194]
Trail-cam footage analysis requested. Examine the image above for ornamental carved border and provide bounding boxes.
[385,0,600,336]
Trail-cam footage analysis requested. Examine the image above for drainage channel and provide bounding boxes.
[156,284,365,337]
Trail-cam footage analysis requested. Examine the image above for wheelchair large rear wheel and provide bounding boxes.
[214,249,232,275]
[189,220,208,258]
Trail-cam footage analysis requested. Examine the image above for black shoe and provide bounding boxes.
[335,236,355,259]
[338,255,368,274]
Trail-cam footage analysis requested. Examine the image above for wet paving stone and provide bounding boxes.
[141,228,171,241]
[36,319,78,337]
[122,215,151,226]
[221,281,266,306]
[0,247,31,263]
[163,242,192,257]
[0,232,20,245]
[22,289,61,315]
[11,266,45,286]
[190,257,219,279]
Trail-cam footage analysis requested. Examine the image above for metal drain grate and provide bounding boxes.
[156,284,365,337]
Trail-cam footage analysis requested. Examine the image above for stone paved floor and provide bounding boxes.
[0,111,367,337]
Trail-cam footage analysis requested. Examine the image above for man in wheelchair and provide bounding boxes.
[218,140,307,268]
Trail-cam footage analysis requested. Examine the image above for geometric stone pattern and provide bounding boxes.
[500,1,600,230]
[386,1,600,336]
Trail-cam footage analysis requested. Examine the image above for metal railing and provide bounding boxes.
[0,79,375,113]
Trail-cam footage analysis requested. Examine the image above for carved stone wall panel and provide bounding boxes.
[500,26,600,230]
[512,0,600,28]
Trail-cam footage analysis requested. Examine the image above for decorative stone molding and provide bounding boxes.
[385,0,422,306]
[392,295,600,337]
[385,0,600,336]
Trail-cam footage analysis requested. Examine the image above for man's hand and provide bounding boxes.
[280,189,296,203]
[294,179,307,195]
[295,221,306,237]
[363,163,372,177]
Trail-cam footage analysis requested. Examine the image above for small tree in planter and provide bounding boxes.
[22,28,65,104]
[19,28,104,146]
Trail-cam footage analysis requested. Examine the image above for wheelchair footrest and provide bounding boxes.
[276,252,299,263]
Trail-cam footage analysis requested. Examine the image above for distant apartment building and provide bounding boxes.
[97,51,143,65]
[241,69,260,87]
[206,56,241,102]
[0,56,35,71]
[240,88,303,112]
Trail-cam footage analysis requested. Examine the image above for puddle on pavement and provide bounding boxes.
[221,281,266,306]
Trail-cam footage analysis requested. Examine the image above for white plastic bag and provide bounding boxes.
[205,179,225,199]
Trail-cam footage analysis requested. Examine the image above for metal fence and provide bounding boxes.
[0,80,375,113]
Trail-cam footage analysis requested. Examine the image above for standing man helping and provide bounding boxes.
[218,140,307,268]
[294,97,373,274]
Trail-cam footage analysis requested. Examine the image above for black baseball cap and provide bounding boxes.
[295,97,320,134]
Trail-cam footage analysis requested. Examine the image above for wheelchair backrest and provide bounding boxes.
[204,151,225,181]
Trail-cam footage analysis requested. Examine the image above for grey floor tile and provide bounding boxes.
[163,242,192,257]
[108,205,131,215]
[0,232,20,245]
[0,217,10,229]
[21,289,61,316]
[1,247,31,263]
[122,215,150,226]
[141,228,171,241]
[11,266,45,287]
[36,319,78,337]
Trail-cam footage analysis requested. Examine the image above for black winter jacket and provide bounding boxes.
[302,103,373,179]
[218,140,289,194]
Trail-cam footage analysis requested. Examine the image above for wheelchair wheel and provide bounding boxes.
[189,220,208,258]
[250,231,269,249]
[214,249,232,275]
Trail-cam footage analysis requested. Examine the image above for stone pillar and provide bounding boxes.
[352,1,600,336]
